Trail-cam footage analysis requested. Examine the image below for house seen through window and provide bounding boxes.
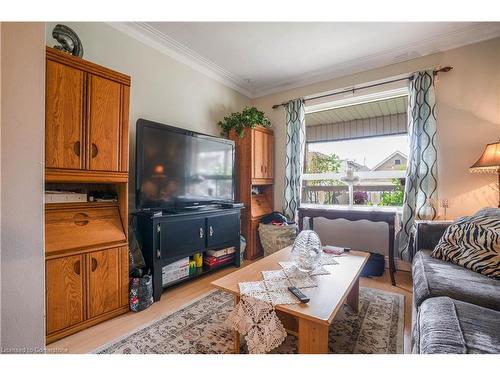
[303,92,409,207]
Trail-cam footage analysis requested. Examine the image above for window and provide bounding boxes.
[302,90,409,207]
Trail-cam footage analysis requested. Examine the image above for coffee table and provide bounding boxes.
[211,246,369,354]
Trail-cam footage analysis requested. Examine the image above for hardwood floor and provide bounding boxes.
[46,263,413,354]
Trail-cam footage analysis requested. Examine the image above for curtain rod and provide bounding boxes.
[271,66,453,109]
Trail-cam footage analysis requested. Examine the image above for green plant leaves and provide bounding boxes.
[217,106,271,137]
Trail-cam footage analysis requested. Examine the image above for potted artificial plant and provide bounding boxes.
[217,106,271,138]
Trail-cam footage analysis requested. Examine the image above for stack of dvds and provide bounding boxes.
[203,247,235,269]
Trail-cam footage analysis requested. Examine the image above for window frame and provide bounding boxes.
[302,87,410,208]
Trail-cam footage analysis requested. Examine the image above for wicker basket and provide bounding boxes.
[258,223,297,257]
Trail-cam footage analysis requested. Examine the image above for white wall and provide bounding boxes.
[45,22,251,210]
[252,38,500,258]
[1,22,45,352]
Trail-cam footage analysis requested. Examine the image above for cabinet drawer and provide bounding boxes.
[250,194,272,218]
[46,205,126,255]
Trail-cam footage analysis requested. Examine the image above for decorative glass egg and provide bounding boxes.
[290,230,322,272]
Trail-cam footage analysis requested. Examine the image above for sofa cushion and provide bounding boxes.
[431,212,500,279]
[414,297,500,354]
[412,250,500,311]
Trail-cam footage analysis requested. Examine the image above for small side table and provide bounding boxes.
[298,204,398,286]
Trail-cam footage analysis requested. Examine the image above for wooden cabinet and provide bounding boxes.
[88,75,122,171]
[252,128,274,182]
[45,204,129,343]
[45,203,126,256]
[265,133,274,179]
[252,130,265,179]
[46,255,85,335]
[230,126,274,260]
[45,47,130,183]
[87,247,126,319]
[45,60,85,170]
[44,48,130,344]
[46,246,128,341]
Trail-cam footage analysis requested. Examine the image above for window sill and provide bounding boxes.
[300,203,402,213]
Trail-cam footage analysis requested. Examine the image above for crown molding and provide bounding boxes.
[107,22,253,98]
[252,22,500,98]
[108,22,500,100]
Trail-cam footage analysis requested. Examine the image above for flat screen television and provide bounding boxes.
[136,119,235,210]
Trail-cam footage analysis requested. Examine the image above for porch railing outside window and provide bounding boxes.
[302,170,406,207]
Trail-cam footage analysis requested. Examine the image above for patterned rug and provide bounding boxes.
[97,287,404,354]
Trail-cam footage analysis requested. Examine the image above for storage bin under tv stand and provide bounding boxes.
[134,207,241,301]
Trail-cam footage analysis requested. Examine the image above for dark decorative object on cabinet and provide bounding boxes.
[51,24,84,57]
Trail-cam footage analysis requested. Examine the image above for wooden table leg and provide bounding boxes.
[388,221,396,286]
[346,277,359,313]
[298,318,329,354]
[233,295,240,354]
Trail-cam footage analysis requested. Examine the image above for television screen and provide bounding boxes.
[136,119,235,210]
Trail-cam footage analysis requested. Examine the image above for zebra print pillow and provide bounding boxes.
[431,212,500,279]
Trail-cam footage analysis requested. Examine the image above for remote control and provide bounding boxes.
[288,286,310,303]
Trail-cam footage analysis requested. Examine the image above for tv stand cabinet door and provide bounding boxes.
[207,212,240,249]
[160,217,206,260]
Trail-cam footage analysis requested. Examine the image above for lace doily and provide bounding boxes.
[319,252,341,266]
[227,294,287,354]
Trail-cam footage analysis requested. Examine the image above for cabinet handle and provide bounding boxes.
[209,226,214,237]
[73,260,81,275]
[260,165,264,173]
[91,257,98,272]
[264,165,267,174]
[199,227,204,238]
[73,141,81,157]
[91,143,99,158]
[73,212,89,226]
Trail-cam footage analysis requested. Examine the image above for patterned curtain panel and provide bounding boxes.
[283,99,306,221]
[398,71,438,261]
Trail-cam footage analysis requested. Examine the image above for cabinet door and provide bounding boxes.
[252,130,266,179]
[88,75,122,172]
[159,217,206,261]
[246,218,263,260]
[207,212,240,249]
[45,60,84,169]
[46,255,84,334]
[87,247,121,318]
[265,132,274,179]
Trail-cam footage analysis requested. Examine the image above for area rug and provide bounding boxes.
[96,287,404,354]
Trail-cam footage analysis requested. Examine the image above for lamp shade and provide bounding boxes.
[470,141,500,174]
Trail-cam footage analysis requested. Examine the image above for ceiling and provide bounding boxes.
[306,96,408,126]
[112,22,500,98]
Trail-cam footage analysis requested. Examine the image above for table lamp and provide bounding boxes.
[469,141,500,207]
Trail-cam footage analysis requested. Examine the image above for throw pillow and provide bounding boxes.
[431,210,500,279]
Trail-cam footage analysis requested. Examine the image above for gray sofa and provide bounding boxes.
[411,221,500,354]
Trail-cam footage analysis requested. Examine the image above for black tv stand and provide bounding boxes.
[134,207,242,301]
